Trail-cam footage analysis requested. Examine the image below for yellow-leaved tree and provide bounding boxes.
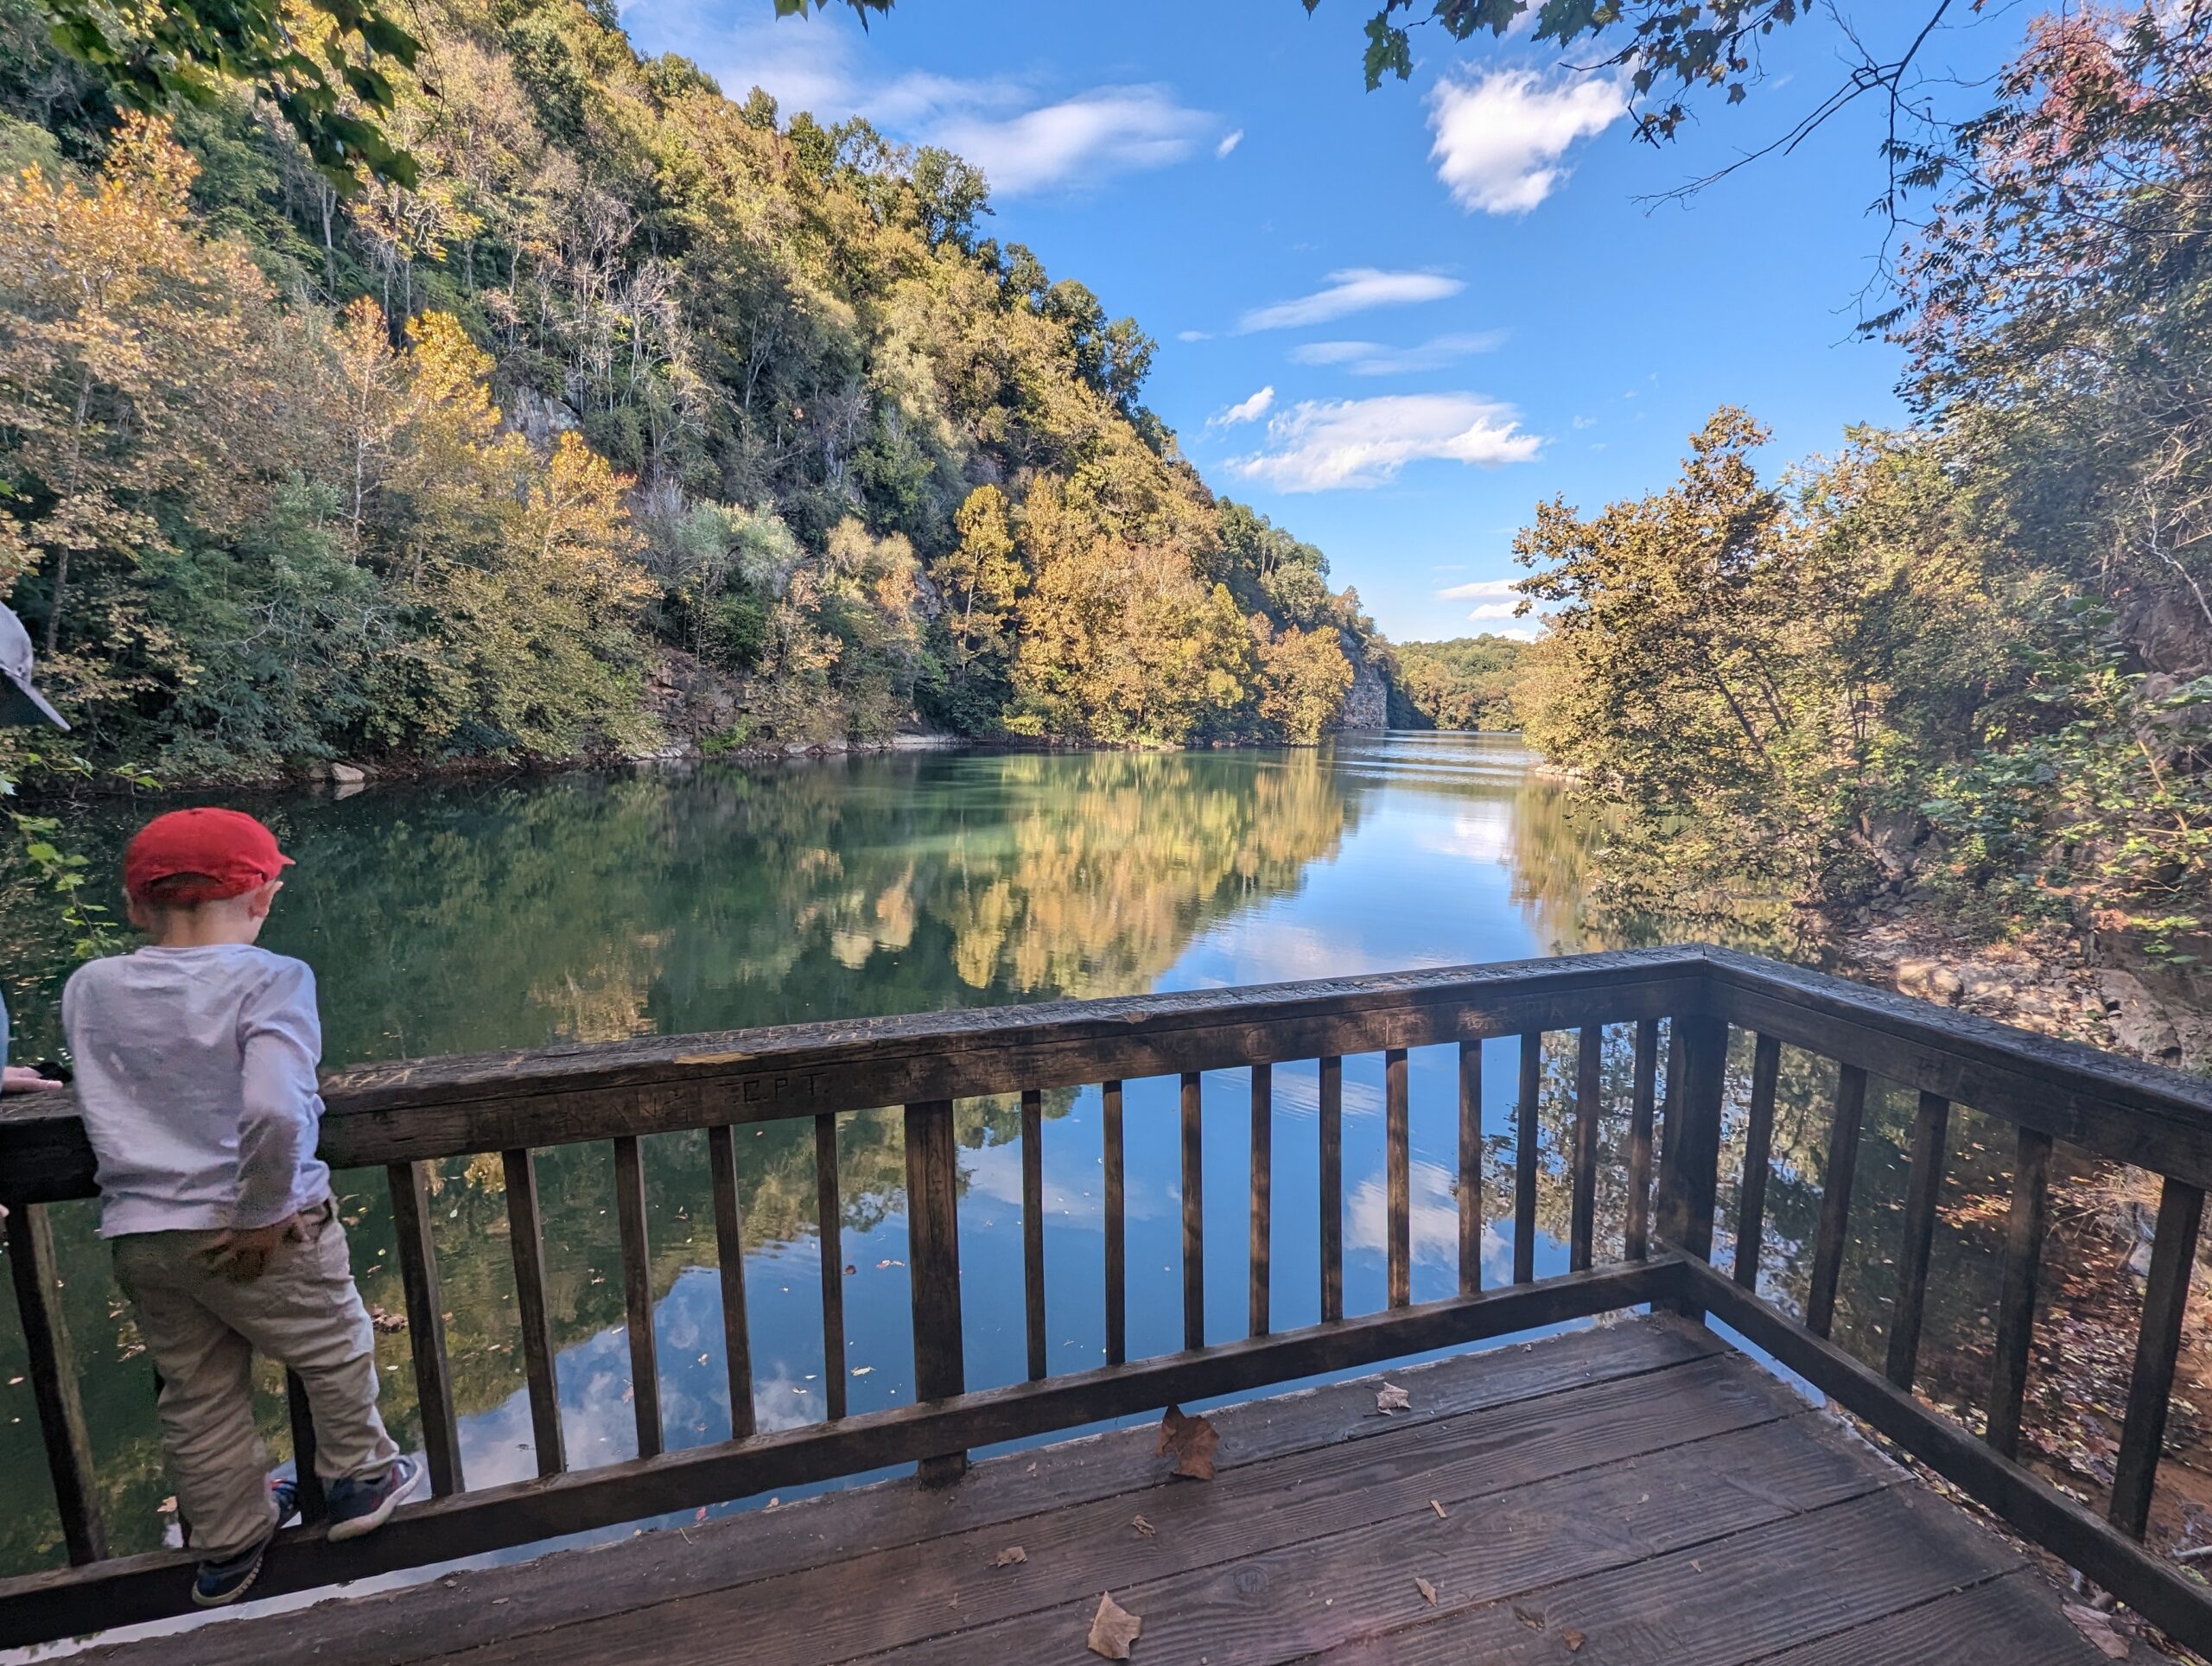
[0,115,287,729]
[438,430,657,755]
[1255,623,1353,744]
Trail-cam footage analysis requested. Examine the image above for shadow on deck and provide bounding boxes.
[79,1316,2107,1665]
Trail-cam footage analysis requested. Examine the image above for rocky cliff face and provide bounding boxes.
[1337,632,1389,731]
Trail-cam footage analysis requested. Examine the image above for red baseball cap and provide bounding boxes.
[124,809,294,904]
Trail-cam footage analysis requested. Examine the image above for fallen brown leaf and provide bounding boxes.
[1131,1514,1156,1538]
[1429,1499,1446,1519]
[1088,1592,1142,1660]
[1158,1404,1220,1481]
[1376,1382,1412,1415]
[1414,1576,1438,1606]
[1511,1602,1545,1632]
[993,1545,1027,1568]
[1561,1627,1586,1654]
[1689,1560,1703,1574]
[2063,1604,2130,1660]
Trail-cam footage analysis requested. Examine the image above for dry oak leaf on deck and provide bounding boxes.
[1088,1592,1143,1659]
[2063,1604,2131,1659]
[1131,1514,1157,1537]
[1158,1405,1220,1481]
[1414,1577,1438,1606]
[1376,1382,1411,1415]
[992,1545,1027,1567]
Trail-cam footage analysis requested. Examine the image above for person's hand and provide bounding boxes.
[2,1065,63,1091]
[204,1216,307,1282]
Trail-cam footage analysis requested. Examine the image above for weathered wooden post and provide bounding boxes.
[903,1099,966,1485]
[1653,1014,1727,1319]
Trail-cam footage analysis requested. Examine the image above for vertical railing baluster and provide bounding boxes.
[501,1147,565,1475]
[1020,1090,1046,1383]
[387,1161,463,1494]
[1103,1081,1126,1366]
[1986,1127,2052,1461]
[1458,1039,1482,1295]
[1570,1025,1601,1272]
[1731,1034,1781,1288]
[284,1369,326,1525]
[1319,1056,1344,1323]
[2110,1178,2205,1541]
[1513,1031,1540,1285]
[1386,1047,1411,1308]
[1249,1063,1272,1337]
[1803,1065,1869,1339]
[1657,1024,1686,1203]
[1181,1071,1205,1351]
[1655,1015,1728,1321]
[1885,1092,1952,1390]
[817,1114,849,1418]
[4,1202,106,1562]
[1625,1017,1659,1262]
[903,1099,967,1484]
[611,1136,663,1458]
[707,1124,755,1440]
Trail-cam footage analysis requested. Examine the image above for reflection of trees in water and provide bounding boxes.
[6,746,1363,1574]
[1494,1026,2012,1426]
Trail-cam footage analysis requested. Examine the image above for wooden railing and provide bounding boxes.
[3,945,2209,1652]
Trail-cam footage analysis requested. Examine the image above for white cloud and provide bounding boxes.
[633,3,1209,196]
[1230,393,1540,492]
[1177,328,1213,342]
[1216,127,1243,158]
[936,86,1212,196]
[1289,331,1505,375]
[1237,268,1464,333]
[1427,67,1627,214]
[1466,602,1520,621]
[1571,414,1598,429]
[1437,577,1518,602]
[1210,385,1275,427]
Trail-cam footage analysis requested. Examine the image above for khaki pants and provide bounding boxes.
[112,1201,401,1556]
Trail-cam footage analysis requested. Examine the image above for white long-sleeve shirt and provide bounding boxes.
[62,944,332,1237]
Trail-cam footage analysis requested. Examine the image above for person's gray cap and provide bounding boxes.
[0,604,67,728]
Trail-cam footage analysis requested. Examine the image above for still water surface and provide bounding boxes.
[0,734,2012,1609]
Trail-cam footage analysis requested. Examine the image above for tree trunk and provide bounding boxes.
[44,374,91,654]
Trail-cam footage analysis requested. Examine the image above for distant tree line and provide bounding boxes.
[1389,635,1524,731]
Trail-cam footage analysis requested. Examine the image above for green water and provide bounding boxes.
[0,734,2018,1612]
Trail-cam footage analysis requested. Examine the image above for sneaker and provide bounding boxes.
[325,1454,423,1542]
[186,1477,298,1608]
[191,1529,275,1607]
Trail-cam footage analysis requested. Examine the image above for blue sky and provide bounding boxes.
[620,0,2027,643]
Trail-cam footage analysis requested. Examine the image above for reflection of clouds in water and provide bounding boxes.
[1347,1160,1464,1269]
[750,1367,823,1434]
[1270,1069,1383,1122]
[1187,912,1370,985]
[962,1133,1165,1225]
[1414,804,1514,867]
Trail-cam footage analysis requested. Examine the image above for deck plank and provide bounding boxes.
[849,1412,1892,1666]
[92,1319,1717,1666]
[1313,1487,2087,1666]
[1758,1569,2112,1665]
[458,1352,1806,1666]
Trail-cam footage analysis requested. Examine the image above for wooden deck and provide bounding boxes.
[82,1317,2109,1665]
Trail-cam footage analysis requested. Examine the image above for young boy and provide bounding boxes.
[63,808,421,1606]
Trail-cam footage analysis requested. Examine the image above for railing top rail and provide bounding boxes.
[9,942,2209,1204]
[0,946,1703,1205]
[1703,946,2212,1188]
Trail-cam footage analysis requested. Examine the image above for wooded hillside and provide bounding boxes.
[0,0,1382,785]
